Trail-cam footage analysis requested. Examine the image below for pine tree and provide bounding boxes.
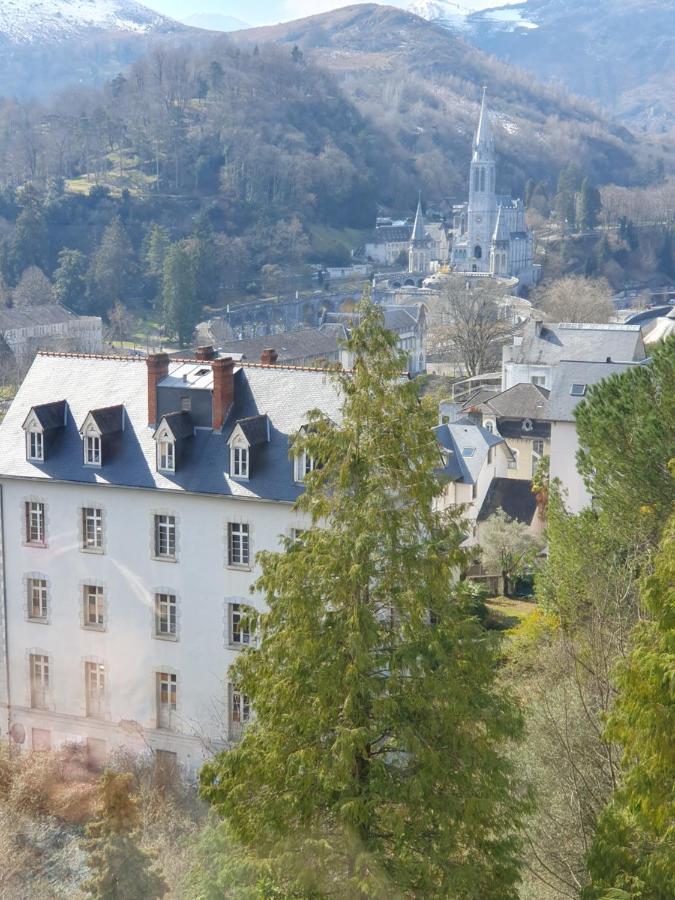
[555,164,582,226]
[143,224,170,280]
[200,295,528,899]
[657,228,674,278]
[87,217,137,315]
[162,242,198,346]
[576,178,601,230]
[583,516,675,899]
[53,249,87,311]
[83,771,167,900]
[12,205,49,277]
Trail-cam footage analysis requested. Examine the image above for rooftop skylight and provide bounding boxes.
[570,383,587,397]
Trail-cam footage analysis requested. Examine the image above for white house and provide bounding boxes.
[0,349,342,771]
[0,305,102,366]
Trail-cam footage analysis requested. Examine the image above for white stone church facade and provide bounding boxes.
[450,91,540,286]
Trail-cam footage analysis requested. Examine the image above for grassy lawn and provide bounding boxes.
[485,596,537,631]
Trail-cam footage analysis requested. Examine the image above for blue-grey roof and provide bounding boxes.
[478,478,538,525]
[0,353,342,504]
[157,411,194,441]
[547,359,648,422]
[236,414,269,447]
[26,400,67,431]
[432,418,504,485]
[507,321,646,367]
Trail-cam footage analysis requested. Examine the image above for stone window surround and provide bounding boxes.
[150,509,180,563]
[79,579,107,632]
[225,519,252,571]
[23,572,51,624]
[152,587,181,642]
[79,503,106,555]
[21,496,49,548]
[154,666,181,732]
[225,598,253,650]
[82,655,110,720]
[26,647,52,711]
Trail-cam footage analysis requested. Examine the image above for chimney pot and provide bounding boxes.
[211,357,235,431]
[196,345,215,361]
[146,352,169,426]
[260,348,279,365]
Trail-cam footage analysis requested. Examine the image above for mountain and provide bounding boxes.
[415,0,675,134]
[0,0,191,98]
[231,4,666,196]
[181,13,249,32]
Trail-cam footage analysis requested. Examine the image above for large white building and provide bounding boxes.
[450,91,540,286]
[0,349,341,770]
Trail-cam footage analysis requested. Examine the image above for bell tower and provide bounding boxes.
[467,87,497,272]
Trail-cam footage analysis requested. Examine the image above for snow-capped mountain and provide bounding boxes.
[407,0,531,31]
[0,0,184,44]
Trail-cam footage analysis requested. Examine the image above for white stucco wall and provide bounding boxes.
[549,422,591,513]
[502,363,551,391]
[1,478,307,769]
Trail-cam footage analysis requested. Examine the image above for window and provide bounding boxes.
[531,375,546,388]
[485,421,494,433]
[84,434,101,466]
[487,446,494,465]
[154,515,176,559]
[30,654,49,709]
[158,440,175,473]
[232,446,249,479]
[228,523,250,567]
[180,397,191,412]
[28,578,48,621]
[532,439,545,477]
[462,447,476,458]
[83,585,105,629]
[82,507,103,551]
[570,383,587,397]
[290,528,305,544]
[230,688,250,730]
[157,672,177,729]
[25,501,45,545]
[85,662,106,718]
[508,449,518,470]
[155,593,177,638]
[473,244,482,260]
[27,430,43,461]
[229,602,250,647]
[295,451,315,483]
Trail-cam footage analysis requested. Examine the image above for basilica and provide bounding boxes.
[448,90,540,285]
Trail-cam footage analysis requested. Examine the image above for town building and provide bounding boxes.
[450,90,540,286]
[322,305,428,375]
[0,349,342,770]
[0,305,102,368]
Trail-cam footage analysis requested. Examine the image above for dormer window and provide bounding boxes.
[522,418,533,432]
[27,429,44,461]
[84,434,101,466]
[295,451,315,482]
[158,439,175,473]
[232,445,249,479]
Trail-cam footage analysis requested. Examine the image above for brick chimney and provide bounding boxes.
[260,348,279,365]
[196,345,215,361]
[146,352,169,426]
[212,357,235,431]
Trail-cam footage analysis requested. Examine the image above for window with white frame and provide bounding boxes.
[25,501,45,545]
[230,687,250,730]
[155,593,177,638]
[227,522,250,567]
[508,449,518,470]
[294,450,315,483]
[82,507,103,551]
[28,578,48,621]
[229,602,250,646]
[531,375,546,388]
[26,430,43,461]
[84,434,101,466]
[85,662,106,718]
[30,653,49,709]
[157,439,175,473]
[157,672,177,729]
[531,439,545,476]
[154,515,176,559]
[83,585,105,629]
[290,528,305,544]
[231,445,249,479]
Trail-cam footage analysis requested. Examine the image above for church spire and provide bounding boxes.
[410,192,427,245]
[474,86,494,158]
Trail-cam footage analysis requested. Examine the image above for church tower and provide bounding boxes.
[408,193,431,274]
[466,88,497,273]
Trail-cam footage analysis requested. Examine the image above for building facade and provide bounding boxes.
[0,305,102,367]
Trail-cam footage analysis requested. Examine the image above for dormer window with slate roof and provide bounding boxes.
[153,411,193,474]
[22,401,67,463]
[228,415,270,481]
[79,405,125,468]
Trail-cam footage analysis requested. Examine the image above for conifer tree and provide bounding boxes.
[53,248,88,311]
[87,217,137,315]
[83,771,166,899]
[143,224,170,279]
[200,295,528,899]
[162,242,198,346]
[583,516,675,899]
[576,178,601,230]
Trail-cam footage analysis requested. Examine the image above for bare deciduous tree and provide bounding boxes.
[534,275,614,324]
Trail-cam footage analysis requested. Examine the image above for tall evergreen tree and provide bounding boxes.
[87,217,137,315]
[657,228,674,278]
[200,297,528,899]
[583,516,675,900]
[11,204,49,278]
[53,248,88,311]
[575,178,601,230]
[143,224,170,280]
[162,242,198,346]
[82,771,167,900]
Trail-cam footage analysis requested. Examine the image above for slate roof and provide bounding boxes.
[236,414,269,447]
[546,359,648,422]
[324,305,423,334]
[28,400,67,430]
[433,418,504,485]
[0,353,342,504]
[0,304,78,330]
[506,321,646,367]
[158,411,194,441]
[466,382,550,420]
[88,405,125,435]
[478,478,538,525]
[367,225,412,244]
[211,327,345,363]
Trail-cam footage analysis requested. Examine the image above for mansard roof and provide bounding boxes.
[433,418,504,485]
[506,321,646,367]
[546,359,649,422]
[0,353,342,503]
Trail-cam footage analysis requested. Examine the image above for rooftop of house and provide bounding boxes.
[477,477,538,526]
[0,352,343,503]
[504,320,646,367]
[546,359,648,422]
[433,418,505,485]
[323,305,425,334]
[366,225,412,244]
[0,304,97,331]
[203,324,348,362]
[464,382,550,420]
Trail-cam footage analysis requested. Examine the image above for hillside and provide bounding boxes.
[231,4,666,198]
[431,0,675,135]
[0,0,191,98]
